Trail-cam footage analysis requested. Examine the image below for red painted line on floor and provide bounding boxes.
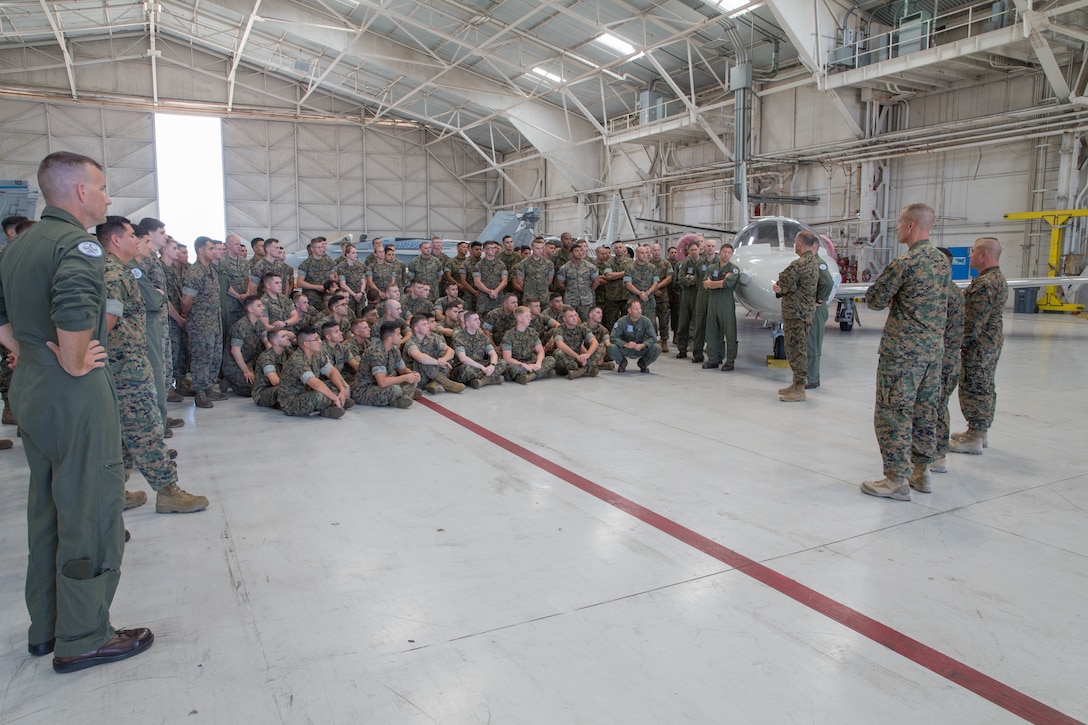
[418,397,1083,725]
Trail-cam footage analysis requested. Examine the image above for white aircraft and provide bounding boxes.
[638,215,1087,358]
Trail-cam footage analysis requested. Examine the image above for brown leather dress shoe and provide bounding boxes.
[53,628,154,673]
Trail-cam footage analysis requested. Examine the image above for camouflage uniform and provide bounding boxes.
[165,262,189,383]
[408,255,445,301]
[704,260,740,366]
[674,255,700,354]
[404,332,454,385]
[249,258,278,292]
[277,347,337,416]
[607,314,662,368]
[261,292,295,328]
[252,347,287,408]
[297,255,337,307]
[343,337,370,387]
[321,313,354,340]
[776,250,820,385]
[603,256,631,331]
[221,254,250,330]
[501,250,522,278]
[129,258,168,427]
[594,256,611,319]
[806,260,836,385]
[652,258,673,341]
[104,254,177,493]
[624,261,660,329]
[484,308,517,346]
[182,260,223,392]
[552,322,604,373]
[516,256,554,303]
[451,255,475,311]
[274,261,295,295]
[501,327,556,380]
[451,328,506,385]
[435,294,462,315]
[223,316,267,396]
[336,259,367,314]
[403,295,434,320]
[958,266,1007,431]
[936,275,965,457]
[865,240,949,479]
[353,344,417,406]
[367,259,403,296]
[321,340,353,373]
[557,258,598,322]
[473,258,508,317]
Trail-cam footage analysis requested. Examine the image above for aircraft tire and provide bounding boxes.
[839,320,853,332]
[773,335,786,359]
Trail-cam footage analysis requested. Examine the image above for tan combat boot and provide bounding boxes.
[908,463,931,493]
[2,406,16,426]
[860,477,911,501]
[194,390,214,409]
[952,429,988,448]
[779,383,806,402]
[515,372,536,385]
[567,366,587,380]
[156,484,209,514]
[930,457,948,473]
[423,381,443,395]
[950,428,985,455]
[124,490,147,510]
[777,383,794,395]
[660,339,669,353]
[435,373,466,393]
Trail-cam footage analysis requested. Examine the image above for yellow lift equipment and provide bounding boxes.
[1003,209,1087,313]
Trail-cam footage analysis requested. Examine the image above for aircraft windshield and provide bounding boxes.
[733,219,809,249]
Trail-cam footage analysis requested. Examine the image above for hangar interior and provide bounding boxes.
[1,0,1087,723]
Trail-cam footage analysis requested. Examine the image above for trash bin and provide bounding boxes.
[1014,287,1038,314]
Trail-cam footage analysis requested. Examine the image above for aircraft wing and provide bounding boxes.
[833,275,1087,300]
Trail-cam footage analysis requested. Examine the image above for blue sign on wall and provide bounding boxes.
[947,246,977,281]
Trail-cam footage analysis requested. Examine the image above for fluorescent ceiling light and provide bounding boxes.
[530,67,565,84]
[595,33,643,60]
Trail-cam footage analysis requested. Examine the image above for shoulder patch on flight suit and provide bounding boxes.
[131,268,143,280]
[78,241,103,257]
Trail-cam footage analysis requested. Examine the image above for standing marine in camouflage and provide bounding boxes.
[473,240,509,317]
[336,242,367,314]
[220,235,251,331]
[860,203,949,501]
[557,240,599,322]
[602,242,632,331]
[805,246,836,388]
[408,239,445,302]
[99,217,208,514]
[296,237,337,308]
[452,310,506,387]
[352,320,421,407]
[702,243,740,371]
[931,248,965,474]
[773,231,820,401]
[181,237,227,409]
[624,244,661,332]
[951,237,1008,455]
[515,238,555,304]
[650,243,673,352]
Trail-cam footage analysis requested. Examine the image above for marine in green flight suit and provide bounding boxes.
[0,152,152,668]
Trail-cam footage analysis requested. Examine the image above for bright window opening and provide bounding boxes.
[153,113,226,246]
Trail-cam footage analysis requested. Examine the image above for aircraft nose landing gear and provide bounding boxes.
[836,298,857,332]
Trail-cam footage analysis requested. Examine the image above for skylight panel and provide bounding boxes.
[530,67,565,84]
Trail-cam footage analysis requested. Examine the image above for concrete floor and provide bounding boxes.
[1,308,1085,724]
